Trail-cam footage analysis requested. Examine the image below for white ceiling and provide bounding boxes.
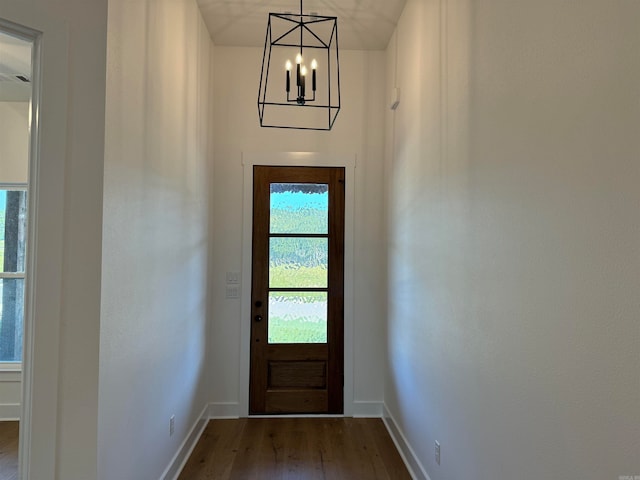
[0,32,32,102]
[196,0,407,50]
[0,1,407,102]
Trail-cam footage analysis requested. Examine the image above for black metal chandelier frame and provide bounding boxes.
[257,0,341,131]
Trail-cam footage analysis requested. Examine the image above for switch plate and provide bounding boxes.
[226,271,240,284]
[170,415,175,436]
[226,286,240,299]
[435,440,441,465]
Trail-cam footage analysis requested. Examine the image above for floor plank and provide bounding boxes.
[178,418,411,480]
[0,421,18,480]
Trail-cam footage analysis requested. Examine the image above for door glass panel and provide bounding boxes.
[270,183,328,234]
[268,292,327,344]
[269,237,328,288]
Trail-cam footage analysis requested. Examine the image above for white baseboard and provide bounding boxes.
[208,402,240,419]
[352,401,384,418]
[159,404,209,480]
[382,404,431,480]
[208,401,382,419]
[0,403,20,421]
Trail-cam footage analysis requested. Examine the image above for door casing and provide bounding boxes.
[240,152,356,417]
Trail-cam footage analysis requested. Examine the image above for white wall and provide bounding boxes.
[0,101,29,183]
[1,1,107,478]
[384,1,640,479]
[99,0,213,478]
[210,46,387,416]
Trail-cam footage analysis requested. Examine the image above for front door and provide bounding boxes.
[250,166,345,414]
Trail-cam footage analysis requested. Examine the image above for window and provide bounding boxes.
[0,188,27,363]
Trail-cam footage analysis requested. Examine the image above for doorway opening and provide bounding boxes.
[0,18,39,480]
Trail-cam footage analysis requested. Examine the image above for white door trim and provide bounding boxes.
[239,152,356,417]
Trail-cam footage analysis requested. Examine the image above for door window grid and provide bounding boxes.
[268,182,329,344]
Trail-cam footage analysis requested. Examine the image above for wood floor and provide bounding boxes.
[178,418,411,480]
[0,418,410,480]
[0,421,18,480]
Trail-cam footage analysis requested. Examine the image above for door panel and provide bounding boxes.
[250,166,345,414]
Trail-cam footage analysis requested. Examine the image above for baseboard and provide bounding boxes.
[208,401,241,419]
[208,401,382,419]
[352,401,383,418]
[0,403,20,421]
[382,404,431,480]
[159,404,209,480]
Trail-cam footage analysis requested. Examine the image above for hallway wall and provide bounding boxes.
[99,0,214,478]
[209,47,387,415]
[384,1,640,479]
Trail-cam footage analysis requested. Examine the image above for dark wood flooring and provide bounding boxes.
[0,421,18,480]
[178,418,411,480]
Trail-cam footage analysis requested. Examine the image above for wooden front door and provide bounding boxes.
[250,166,345,414]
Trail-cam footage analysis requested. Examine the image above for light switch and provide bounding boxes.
[225,286,240,299]
[226,271,240,284]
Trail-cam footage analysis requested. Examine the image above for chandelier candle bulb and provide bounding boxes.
[311,59,317,91]
[296,53,302,86]
[286,60,292,92]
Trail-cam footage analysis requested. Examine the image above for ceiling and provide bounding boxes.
[0,32,32,102]
[196,0,407,50]
[0,1,407,102]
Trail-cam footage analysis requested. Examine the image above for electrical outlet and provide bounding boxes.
[170,415,175,437]
[435,440,441,465]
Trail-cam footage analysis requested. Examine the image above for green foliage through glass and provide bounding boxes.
[268,292,327,344]
[270,237,328,288]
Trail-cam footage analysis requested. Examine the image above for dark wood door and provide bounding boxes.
[250,166,345,414]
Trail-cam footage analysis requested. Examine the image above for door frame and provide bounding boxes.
[1,12,70,479]
[0,18,42,480]
[240,152,356,417]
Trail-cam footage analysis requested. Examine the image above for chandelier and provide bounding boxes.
[258,0,341,131]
